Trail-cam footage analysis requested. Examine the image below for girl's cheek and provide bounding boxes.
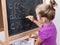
[42,20,45,23]
[40,19,45,24]
[40,20,43,24]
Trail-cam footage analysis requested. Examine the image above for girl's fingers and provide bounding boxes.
[25,16,34,21]
[26,16,33,19]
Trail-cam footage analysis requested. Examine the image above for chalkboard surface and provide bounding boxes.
[6,0,43,36]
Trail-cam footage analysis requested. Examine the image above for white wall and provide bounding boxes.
[0,31,5,42]
[54,0,60,45]
[46,0,60,45]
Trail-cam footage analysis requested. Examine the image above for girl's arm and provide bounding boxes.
[36,13,41,23]
[26,16,42,28]
[33,20,42,28]
[35,38,43,45]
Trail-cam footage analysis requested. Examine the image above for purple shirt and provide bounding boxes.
[38,22,57,45]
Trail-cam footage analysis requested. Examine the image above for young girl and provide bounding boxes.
[26,0,57,45]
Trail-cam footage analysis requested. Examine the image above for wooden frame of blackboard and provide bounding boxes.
[0,0,46,45]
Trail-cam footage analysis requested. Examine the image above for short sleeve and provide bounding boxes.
[38,29,52,40]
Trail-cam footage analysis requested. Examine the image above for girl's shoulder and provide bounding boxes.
[39,22,56,32]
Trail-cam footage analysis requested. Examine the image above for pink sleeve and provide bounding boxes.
[38,29,52,40]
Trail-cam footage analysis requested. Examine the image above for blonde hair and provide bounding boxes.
[35,0,57,21]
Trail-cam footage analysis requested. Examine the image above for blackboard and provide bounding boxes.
[6,0,43,36]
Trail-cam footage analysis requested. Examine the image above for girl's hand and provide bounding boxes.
[26,15,35,22]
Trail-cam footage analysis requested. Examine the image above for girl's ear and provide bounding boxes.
[42,17,48,23]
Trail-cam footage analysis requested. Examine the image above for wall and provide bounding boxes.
[54,0,60,45]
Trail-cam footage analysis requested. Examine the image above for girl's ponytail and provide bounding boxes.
[49,0,57,10]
